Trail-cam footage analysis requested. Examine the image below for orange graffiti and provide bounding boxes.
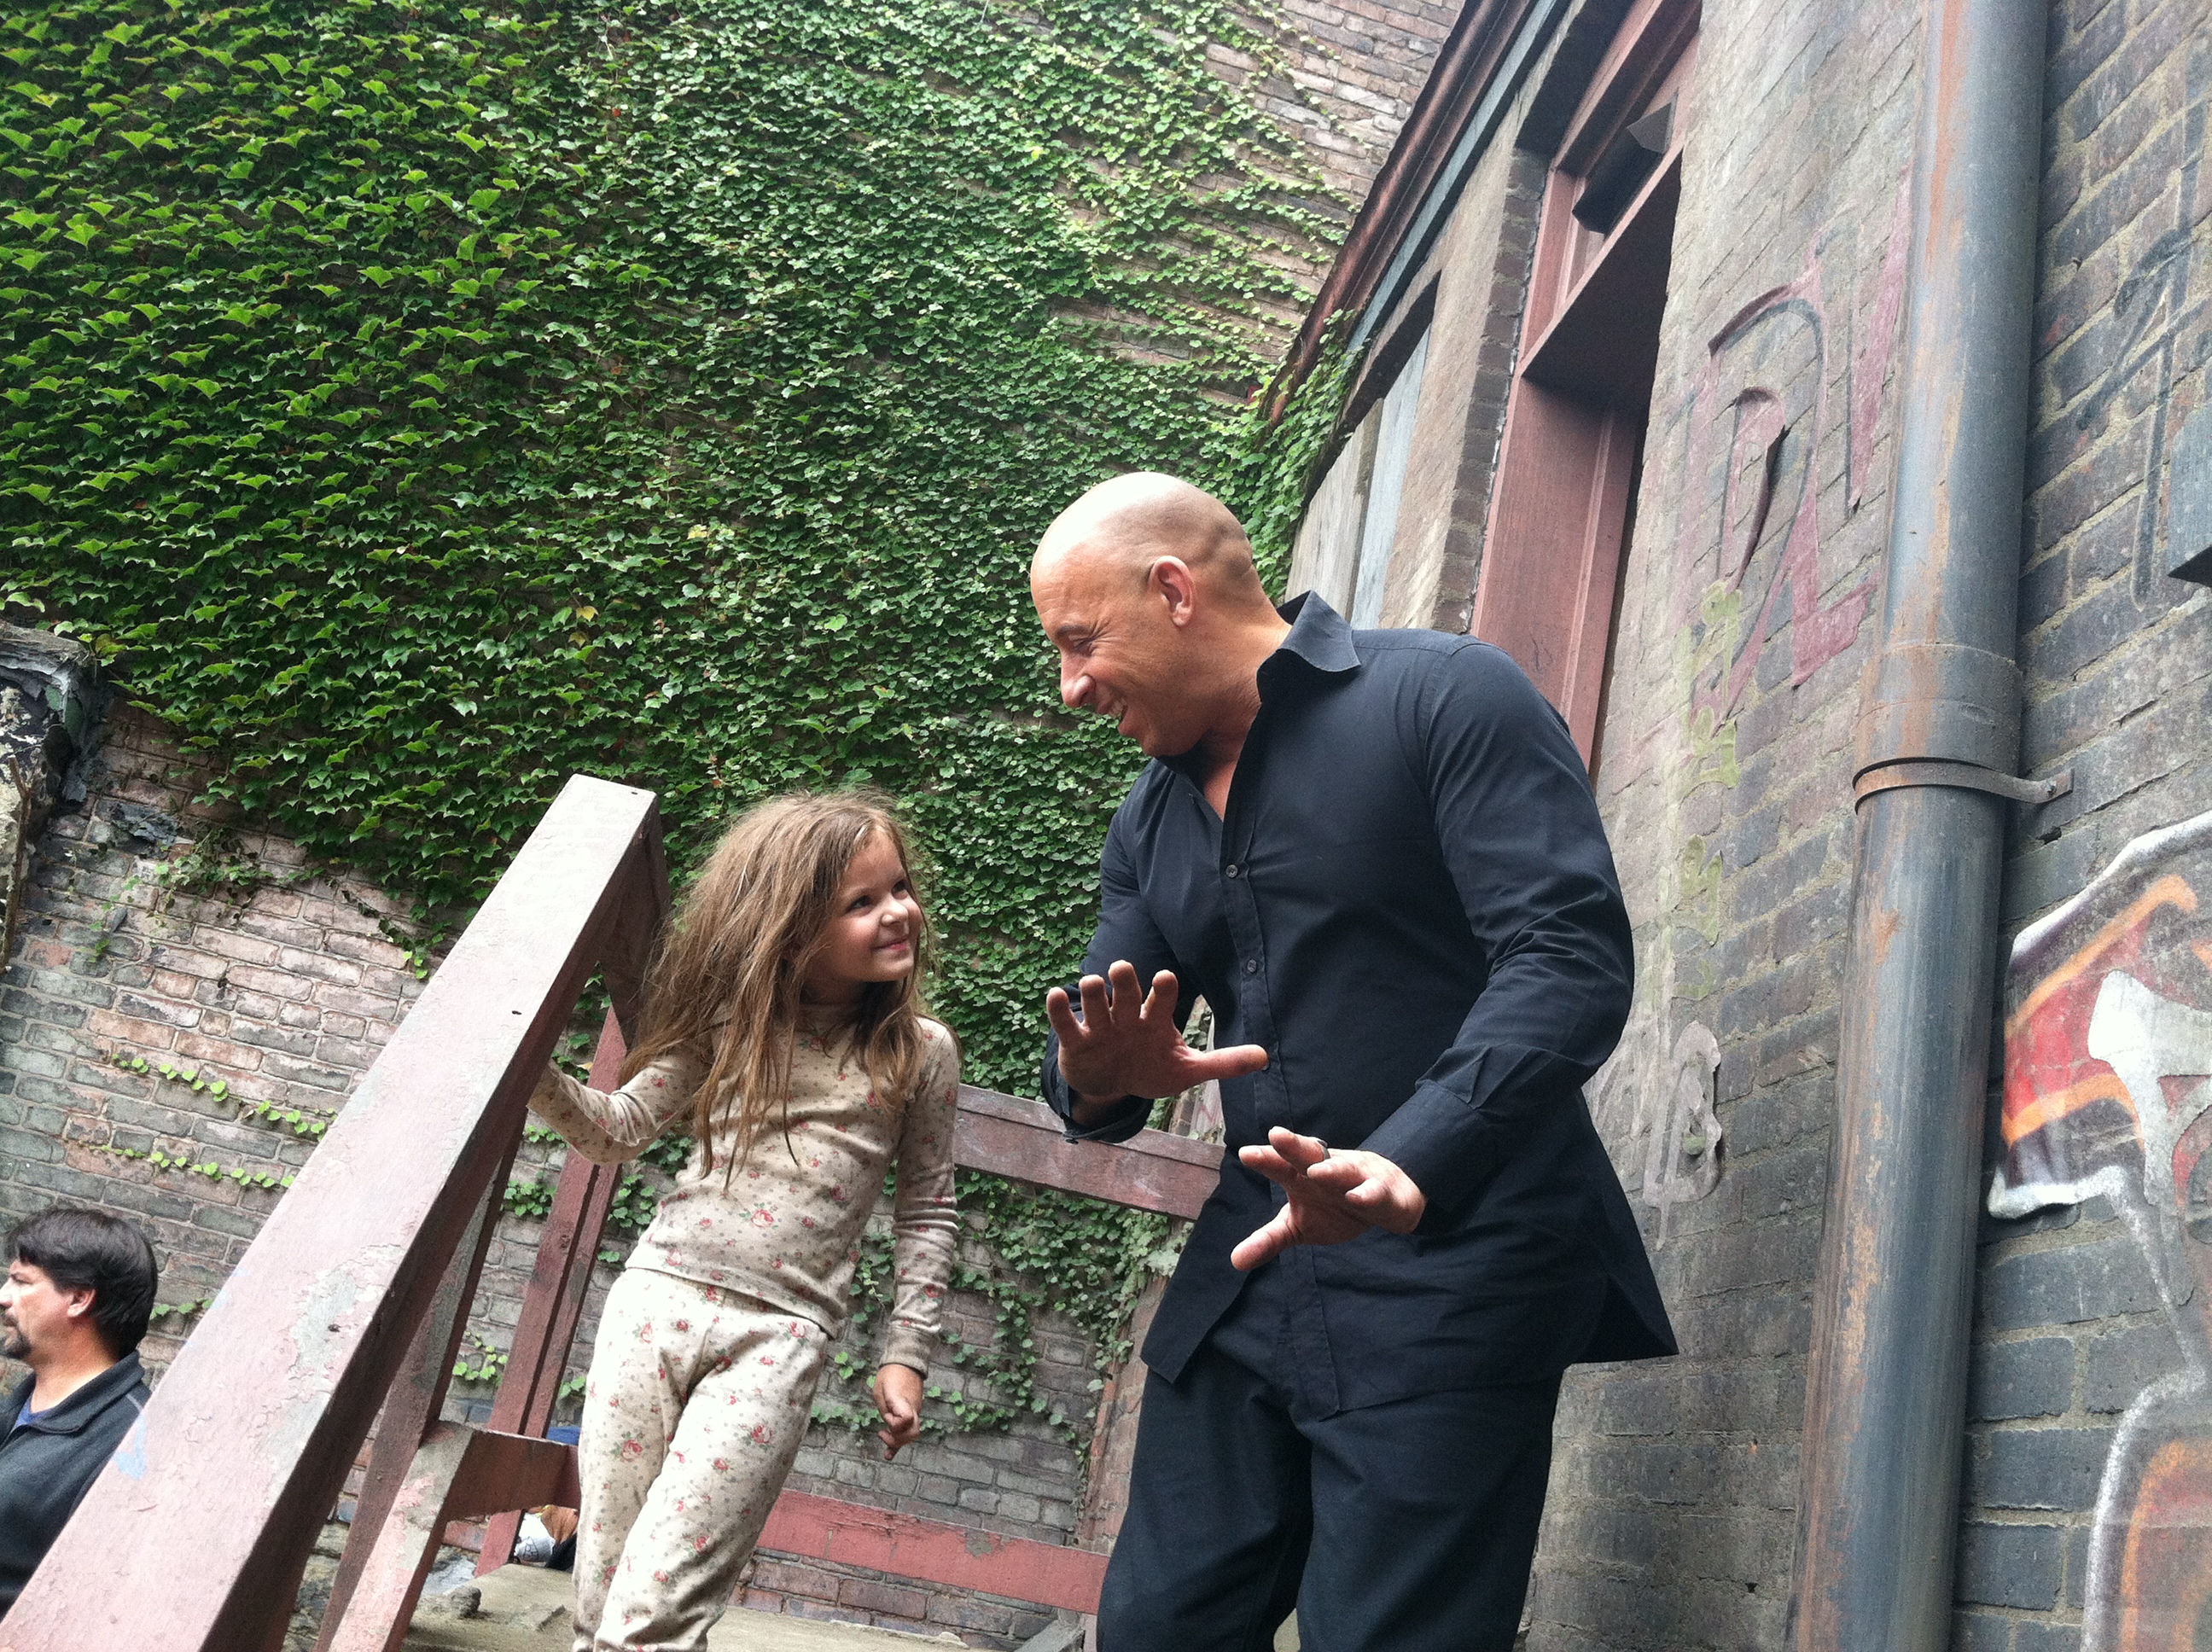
[2005,1072,2139,1146]
[2008,877,2200,1039]
[2001,876,2199,1147]
[2117,1435,2212,1652]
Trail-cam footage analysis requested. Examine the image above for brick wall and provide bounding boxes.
[1497,0,1919,1637]
[1280,0,2212,1646]
[0,707,432,1375]
[1271,0,1460,203]
[1956,4,2212,1649]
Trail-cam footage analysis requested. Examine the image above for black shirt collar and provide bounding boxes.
[1159,593,1361,782]
[1269,590,1362,678]
[5,1350,143,1436]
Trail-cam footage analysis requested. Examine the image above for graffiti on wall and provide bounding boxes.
[1669,178,1908,724]
[2050,49,2209,604]
[1991,808,2212,1652]
[1586,186,1911,1194]
[1590,1017,1722,1246]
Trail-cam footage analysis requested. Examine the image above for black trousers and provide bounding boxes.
[1097,1306,1561,1652]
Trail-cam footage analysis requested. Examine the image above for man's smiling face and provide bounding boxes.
[1031,550,1209,759]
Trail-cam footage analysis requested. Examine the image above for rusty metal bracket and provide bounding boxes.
[1853,760,2070,809]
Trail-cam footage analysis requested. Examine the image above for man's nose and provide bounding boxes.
[1060,662,1091,710]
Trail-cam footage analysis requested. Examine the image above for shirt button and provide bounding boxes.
[1225,864,1241,878]
[1244,959,1259,974]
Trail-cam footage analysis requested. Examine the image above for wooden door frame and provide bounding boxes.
[1471,0,1698,763]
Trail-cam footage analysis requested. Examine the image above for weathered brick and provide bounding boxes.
[1976,1425,2114,1512]
[2081,1321,2183,1413]
[1957,1522,2067,1611]
[1968,1336,2075,1422]
[221,963,313,1003]
[2015,1618,2085,1652]
[835,1578,927,1619]
[1982,1235,2164,1331]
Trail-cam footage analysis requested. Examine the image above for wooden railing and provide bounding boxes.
[0,775,1220,1652]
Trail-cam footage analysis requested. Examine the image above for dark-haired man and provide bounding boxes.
[0,1206,158,1620]
[1032,474,1675,1651]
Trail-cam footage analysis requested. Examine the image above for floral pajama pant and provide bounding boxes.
[572,1267,830,1651]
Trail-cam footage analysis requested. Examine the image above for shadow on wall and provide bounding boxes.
[1992,807,2212,1652]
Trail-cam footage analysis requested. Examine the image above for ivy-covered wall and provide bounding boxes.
[0,0,1368,1623]
[0,0,1353,1086]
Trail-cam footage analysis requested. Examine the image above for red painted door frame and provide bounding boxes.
[1472,0,1699,764]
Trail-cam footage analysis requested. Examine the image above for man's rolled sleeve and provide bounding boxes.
[1358,643,1634,1230]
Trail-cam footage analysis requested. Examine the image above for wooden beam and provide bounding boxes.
[320,1425,477,1652]
[475,1009,638,1573]
[952,1087,1220,1221]
[316,1174,515,1651]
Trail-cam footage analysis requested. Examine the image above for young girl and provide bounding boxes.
[528,791,961,1652]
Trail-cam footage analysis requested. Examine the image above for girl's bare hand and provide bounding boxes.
[873,1363,925,1459]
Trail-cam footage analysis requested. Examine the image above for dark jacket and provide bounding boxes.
[1043,596,1675,1407]
[0,1351,150,1617]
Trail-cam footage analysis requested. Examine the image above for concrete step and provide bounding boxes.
[403,1565,971,1651]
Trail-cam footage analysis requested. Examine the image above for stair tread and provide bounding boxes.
[403,1564,967,1650]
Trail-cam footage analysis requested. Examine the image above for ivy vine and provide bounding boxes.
[2,0,1359,1433]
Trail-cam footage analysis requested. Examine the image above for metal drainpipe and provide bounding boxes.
[1789,2,2056,1650]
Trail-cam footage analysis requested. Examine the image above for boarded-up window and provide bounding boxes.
[1286,330,1429,625]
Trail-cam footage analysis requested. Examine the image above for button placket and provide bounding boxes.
[1215,698,1285,1126]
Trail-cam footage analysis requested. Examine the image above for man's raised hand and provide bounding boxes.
[1229,1126,1427,1271]
[1045,961,1269,1124]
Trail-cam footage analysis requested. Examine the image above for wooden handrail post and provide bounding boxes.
[476,1009,632,1573]
[312,1162,517,1650]
[1,777,665,1652]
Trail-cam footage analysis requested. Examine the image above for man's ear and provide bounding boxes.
[1150,556,1198,625]
[61,1287,96,1323]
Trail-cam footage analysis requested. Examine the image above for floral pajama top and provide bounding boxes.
[529,1017,961,1373]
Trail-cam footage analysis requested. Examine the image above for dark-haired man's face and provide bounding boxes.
[0,1258,90,1363]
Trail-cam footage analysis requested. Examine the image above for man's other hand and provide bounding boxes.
[1230,1126,1427,1270]
[1045,961,1269,1125]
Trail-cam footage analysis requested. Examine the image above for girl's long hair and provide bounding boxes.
[620,789,935,1178]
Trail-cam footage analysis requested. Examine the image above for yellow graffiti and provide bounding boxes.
[1678,836,1725,947]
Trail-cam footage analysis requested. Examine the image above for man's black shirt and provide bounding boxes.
[0,1349,149,1617]
[1042,595,1674,1406]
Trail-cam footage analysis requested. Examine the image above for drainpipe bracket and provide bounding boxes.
[1855,642,2025,775]
[1852,759,2072,809]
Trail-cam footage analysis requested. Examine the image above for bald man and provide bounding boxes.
[1031,474,1674,1652]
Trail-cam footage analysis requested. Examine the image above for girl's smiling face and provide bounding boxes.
[800,831,921,1004]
